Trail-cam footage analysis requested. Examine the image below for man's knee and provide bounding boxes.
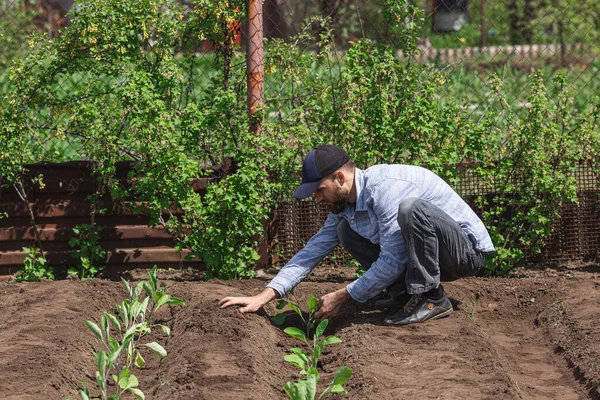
[397,197,426,230]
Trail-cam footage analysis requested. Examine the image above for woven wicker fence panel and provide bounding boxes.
[275,201,353,268]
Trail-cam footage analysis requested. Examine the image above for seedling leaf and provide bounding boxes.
[290,347,308,357]
[315,319,328,339]
[287,303,302,316]
[121,278,132,297]
[118,369,139,389]
[108,347,122,368]
[314,341,325,361]
[101,315,109,340]
[124,323,143,343]
[149,265,158,290]
[144,342,167,358]
[135,351,145,368]
[129,388,145,400]
[158,324,171,336]
[284,354,307,370]
[283,372,317,400]
[167,296,184,305]
[331,366,352,386]
[105,312,121,334]
[284,327,307,343]
[108,336,119,351]
[139,297,150,318]
[84,320,103,341]
[276,299,289,310]
[271,312,287,325]
[307,296,319,312]
[155,293,170,310]
[93,351,107,378]
[95,371,104,393]
[134,281,145,300]
[78,388,91,400]
[141,281,152,298]
[322,335,342,346]
[330,384,348,394]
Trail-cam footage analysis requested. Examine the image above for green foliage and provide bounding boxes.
[0,1,40,74]
[79,266,184,400]
[273,295,352,399]
[0,0,598,279]
[68,224,106,279]
[471,71,599,274]
[425,0,599,48]
[15,247,54,282]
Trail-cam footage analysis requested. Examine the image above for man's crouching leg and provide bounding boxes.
[384,198,482,325]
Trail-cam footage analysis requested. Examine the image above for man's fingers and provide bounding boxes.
[314,308,328,320]
[218,297,230,307]
[219,297,242,308]
[240,305,253,313]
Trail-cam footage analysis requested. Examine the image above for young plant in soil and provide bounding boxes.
[272,294,352,399]
[78,266,184,400]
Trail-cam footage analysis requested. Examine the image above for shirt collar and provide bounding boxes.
[336,168,366,218]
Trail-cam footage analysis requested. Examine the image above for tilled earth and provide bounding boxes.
[1,265,599,400]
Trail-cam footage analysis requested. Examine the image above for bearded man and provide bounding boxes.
[219,145,495,325]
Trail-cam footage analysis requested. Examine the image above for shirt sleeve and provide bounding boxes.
[346,183,412,303]
[267,212,342,297]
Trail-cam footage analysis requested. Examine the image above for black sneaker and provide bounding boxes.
[384,293,453,325]
[374,292,412,310]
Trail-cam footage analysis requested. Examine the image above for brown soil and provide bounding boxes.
[1,265,599,400]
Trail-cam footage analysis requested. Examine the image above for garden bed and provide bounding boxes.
[0,265,599,399]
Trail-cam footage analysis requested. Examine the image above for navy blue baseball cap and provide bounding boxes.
[292,145,350,199]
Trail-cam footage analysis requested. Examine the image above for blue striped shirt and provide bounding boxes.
[267,165,495,303]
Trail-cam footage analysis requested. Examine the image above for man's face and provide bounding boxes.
[314,174,350,214]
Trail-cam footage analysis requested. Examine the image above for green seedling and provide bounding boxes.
[273,294,352,400]
[79,266,184,400]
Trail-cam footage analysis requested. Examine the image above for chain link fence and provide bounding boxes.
[2,1,598,140]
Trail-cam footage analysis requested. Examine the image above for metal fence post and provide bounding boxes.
[247,0,264,135]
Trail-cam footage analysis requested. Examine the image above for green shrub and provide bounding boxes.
[15,246,54,282]
[68,224,106,280]
[1,0,598,279]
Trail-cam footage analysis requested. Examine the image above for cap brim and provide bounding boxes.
[292,180,321,199]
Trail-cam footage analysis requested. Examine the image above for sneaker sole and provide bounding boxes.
[427,308,453,321]
[384,307,454,325]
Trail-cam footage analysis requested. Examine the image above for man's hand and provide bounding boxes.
[218,288,278,313]
[314,287,352,320]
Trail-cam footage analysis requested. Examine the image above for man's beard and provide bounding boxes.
[329,189,350,214]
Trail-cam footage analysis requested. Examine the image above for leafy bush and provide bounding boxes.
[471,71,599,274]
[0,0,598,279]
[68,224,106,280]
[15,247,54,282]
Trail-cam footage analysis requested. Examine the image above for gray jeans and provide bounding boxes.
[337,198,488,295]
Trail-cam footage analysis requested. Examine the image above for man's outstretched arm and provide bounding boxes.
[218,287,279,313]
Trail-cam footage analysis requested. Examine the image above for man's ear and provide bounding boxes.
[335,169,345,184]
